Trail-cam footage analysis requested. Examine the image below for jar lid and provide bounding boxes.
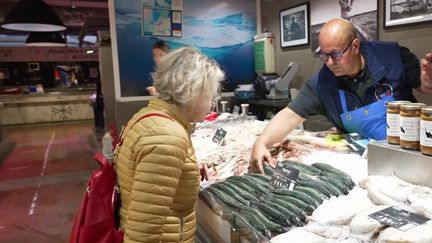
[386,100,411,107]
[400,103,426,110]
[421,106,432,114]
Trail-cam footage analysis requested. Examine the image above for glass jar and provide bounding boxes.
[240,103,249,116]
[220,101,228,113]
[420,106,432,156]
[386,101,411,145]
[400,103,426,150]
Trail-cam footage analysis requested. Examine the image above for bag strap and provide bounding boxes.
[112,113,174,232]
[115,113,175,150]
[93,151,109,167]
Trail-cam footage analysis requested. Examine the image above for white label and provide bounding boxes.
[387,113,400,136]
[400,116,420,141]
[420,120,432,146]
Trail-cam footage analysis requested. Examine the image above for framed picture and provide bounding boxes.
[280,3,310,48]
[309,0,377,54]
[384,0,432,27]
[142,8,172,36]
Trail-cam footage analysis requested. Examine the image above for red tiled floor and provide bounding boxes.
[0,121,98,243]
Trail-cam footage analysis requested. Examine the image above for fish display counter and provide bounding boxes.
[196,163,432,242]
[195,161,358,243]
[191,114,362,242]
[192,115,432,242]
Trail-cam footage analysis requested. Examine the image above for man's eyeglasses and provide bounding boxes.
[318,38,355,62]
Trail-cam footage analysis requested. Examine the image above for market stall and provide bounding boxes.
[0,91,94,125]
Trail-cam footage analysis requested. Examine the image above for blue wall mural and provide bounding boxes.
[114,0,257,97]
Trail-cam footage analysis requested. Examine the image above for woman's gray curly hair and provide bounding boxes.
[152,47,224,106]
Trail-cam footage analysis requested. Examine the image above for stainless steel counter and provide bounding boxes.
[368,140,432,187]
[195,195,268,243]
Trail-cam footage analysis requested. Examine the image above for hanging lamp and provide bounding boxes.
[25,32,67,47]
[1,0,66,32]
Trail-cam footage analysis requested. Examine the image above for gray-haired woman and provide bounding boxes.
[115,47,224,243]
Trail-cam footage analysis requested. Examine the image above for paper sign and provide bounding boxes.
[343,133,369,155]
[270,163,299,190]
[369,206,430,231]
[212,128,227,145]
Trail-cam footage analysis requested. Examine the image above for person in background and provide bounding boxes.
[54,67,68,87]
[147,40,169,95]
[115,47,224,242]
[69,69,78,87]
[0,71,5,92]
[250,18,430,174]
[152,40,169,64]
[420,52,432,92]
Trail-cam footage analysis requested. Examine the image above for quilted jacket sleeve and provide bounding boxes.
[124,134,189,243]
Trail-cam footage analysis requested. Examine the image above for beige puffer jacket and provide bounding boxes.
[114,99,200,243]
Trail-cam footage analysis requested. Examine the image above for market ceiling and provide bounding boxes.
[0,0,109,46]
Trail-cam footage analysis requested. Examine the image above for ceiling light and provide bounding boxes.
[25,32,67,47]
[1,0,66,32]
[70,0,76,9]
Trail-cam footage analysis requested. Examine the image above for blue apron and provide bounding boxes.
[339,90,394,140]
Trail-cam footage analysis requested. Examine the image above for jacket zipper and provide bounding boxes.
[179,216,185,242]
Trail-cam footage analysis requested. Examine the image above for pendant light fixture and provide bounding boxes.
[1,0,66,32]
[25,32,67,47]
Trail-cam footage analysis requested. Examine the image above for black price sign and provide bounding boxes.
[369,206,430,231]
[270,163,299,190]
[342,133,369,156]
[212,128,227,145]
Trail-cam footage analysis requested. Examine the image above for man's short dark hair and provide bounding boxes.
[153,40,168,52]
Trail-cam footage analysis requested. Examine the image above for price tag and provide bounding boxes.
[342,132,369,156]
[212,128,227,145]
[368,206,430,231]
[270,163,299,190]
